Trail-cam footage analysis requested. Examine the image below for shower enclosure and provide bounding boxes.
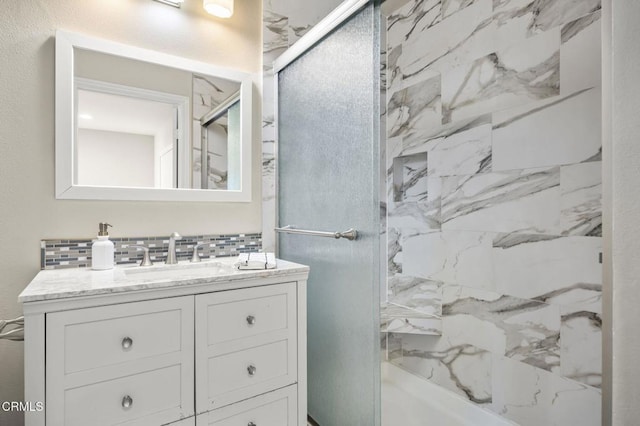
[273,0,603,424]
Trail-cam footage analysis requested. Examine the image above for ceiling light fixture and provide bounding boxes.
[203,0,234,18]
[153,0,185,8]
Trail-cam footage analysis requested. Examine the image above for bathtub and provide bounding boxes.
[381,362,516,426]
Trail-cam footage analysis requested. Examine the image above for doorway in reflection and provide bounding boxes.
[76,87,181,188]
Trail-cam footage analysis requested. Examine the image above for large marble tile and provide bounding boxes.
[402,113,491,156]
[492,355,601,426]
[397,333,493,405]
[560,11,601,95]
[399,231,494,289]
[440,285,506,355]
[560,307,602,388]
[492,88,602,171]
[441,231,494,289]
[441,0,478,18]
[441,167,561,235]
[560,162,602,237]
[387,0,442,51]
[493,234,602,309]
[386,136,404,170]
[387,199,441,231]
[388,275,443,316]
[397,230,439,279]
[392,228,466,280]
[391,0,504,93]
[263,0,289,16]
[393,113,492,178]
[392,0,598,96]
[443,285,561,372]
[441,29,560,124]
[493,0,601,36]
[386,44,408,96]
[263,9,289,68]
[427,122,492,177]
[388,75,442,140]
[388,227,404,276]
[285,0,343,46]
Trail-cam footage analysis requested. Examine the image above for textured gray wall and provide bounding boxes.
[610,0,640,424]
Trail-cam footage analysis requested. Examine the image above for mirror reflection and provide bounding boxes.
[192,75,241,190]
[73,48,241,190]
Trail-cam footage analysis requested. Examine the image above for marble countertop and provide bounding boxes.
[19,256,309,303]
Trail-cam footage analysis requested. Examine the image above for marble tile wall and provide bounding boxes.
[383,0,602,424]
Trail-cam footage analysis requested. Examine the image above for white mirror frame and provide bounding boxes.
[55,30,253,202]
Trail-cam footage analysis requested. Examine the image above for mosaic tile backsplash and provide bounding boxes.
[41,233,262,270]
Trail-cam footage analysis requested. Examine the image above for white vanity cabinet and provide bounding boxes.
[20,259,309,426]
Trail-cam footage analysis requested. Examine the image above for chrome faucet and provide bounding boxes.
[191,242,207,263]
[165,232,182,264]
[128,244,153,267]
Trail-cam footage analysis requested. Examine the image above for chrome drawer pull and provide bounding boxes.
[122,337,133,350]
[247,364,257,376]
[122,395,133,409]
[246,315,256,326]
[248,422,256,426]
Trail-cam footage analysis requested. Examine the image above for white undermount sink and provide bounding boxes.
[123,260,232,277]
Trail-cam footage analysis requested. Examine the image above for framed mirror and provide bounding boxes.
[55,30,253,202]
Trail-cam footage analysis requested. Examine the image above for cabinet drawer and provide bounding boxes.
[196,283,298,411]
[204,282,295,345]
[48,298,186,374]
[64,364,185,426]
[209,339,292,402]
[197,385,297,426]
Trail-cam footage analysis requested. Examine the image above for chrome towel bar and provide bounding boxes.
[275,225,358,241]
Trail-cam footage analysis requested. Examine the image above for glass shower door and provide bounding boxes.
[277,3,380,425]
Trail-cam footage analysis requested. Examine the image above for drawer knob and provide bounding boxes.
[247,364,257,376]
[122,337,133,350]
[246,315,256,325]
[121,395,133,409]
[248,422,257,426]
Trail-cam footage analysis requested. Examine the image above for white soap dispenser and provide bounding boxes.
[92,222,114,270]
